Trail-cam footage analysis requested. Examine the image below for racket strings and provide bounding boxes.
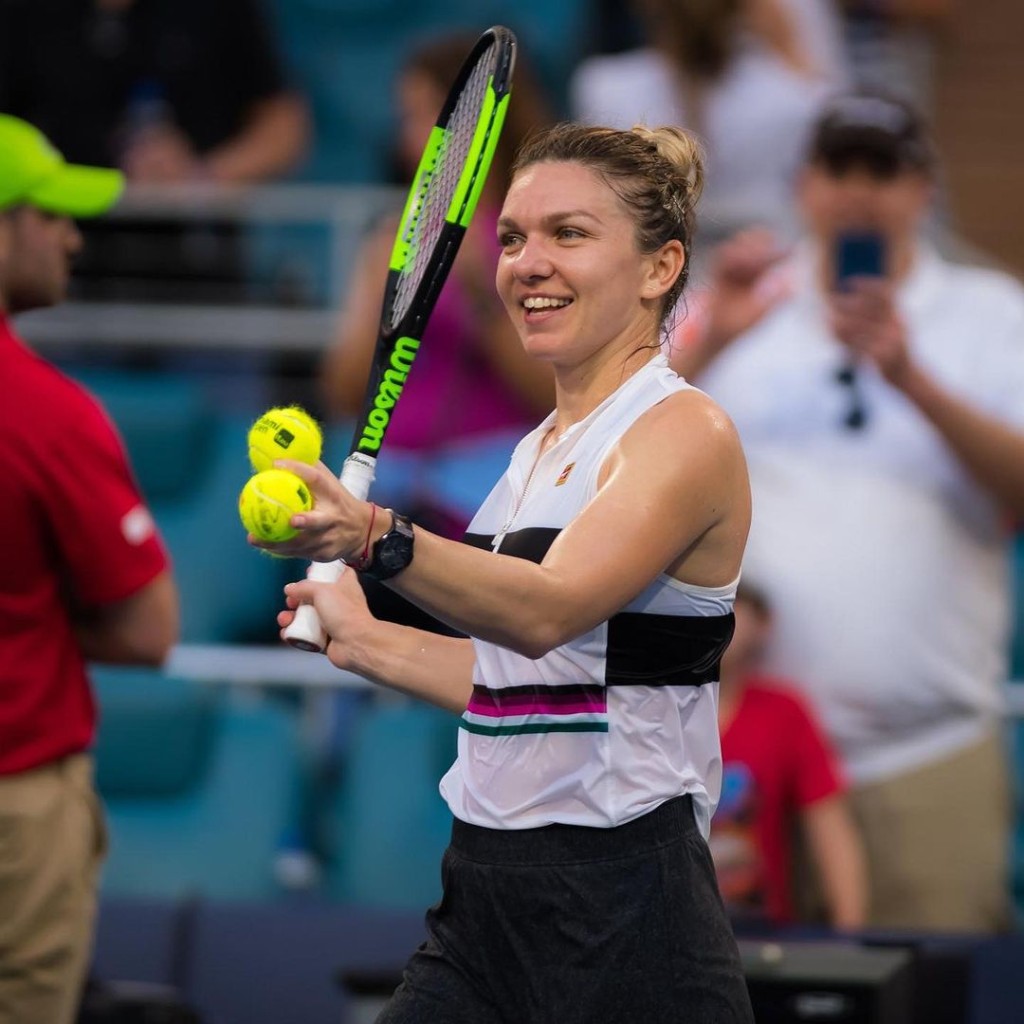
[389,42,499,330]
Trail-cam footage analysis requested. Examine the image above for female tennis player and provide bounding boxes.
[265,122,754,1023]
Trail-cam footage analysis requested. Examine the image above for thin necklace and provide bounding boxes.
[491,426,555,552]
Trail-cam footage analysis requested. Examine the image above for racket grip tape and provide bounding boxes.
[282,453,376,654]
[283,561,344,652]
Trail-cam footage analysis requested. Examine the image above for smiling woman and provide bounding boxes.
[496,124,703,380]
[263,122,754,1023]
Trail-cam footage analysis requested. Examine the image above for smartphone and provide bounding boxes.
[834,231,887,291]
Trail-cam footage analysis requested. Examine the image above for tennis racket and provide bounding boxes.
[284,25,517,652]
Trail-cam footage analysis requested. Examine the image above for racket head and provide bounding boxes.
[351,25,517,460]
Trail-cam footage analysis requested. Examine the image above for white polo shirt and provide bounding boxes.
[699,245,1024,783]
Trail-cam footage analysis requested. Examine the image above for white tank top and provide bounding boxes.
[439,355,736,837]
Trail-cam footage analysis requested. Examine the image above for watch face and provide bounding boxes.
[366,512,414,580]
[378,532,414,573]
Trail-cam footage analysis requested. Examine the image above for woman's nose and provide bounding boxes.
[511,236,554,280]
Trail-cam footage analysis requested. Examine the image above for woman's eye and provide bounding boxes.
[499,232,523,248]
[557,227,583,240]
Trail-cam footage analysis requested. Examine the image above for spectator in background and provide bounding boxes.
[0,0,310,183]
[570,0,847,235]
[839,0,952,113]
[712,584,867,931]
[321,32,555,544]
[675,91,1024,932]
[0,115,178,1023]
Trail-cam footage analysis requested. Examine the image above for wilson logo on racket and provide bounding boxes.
[356,336,421,452]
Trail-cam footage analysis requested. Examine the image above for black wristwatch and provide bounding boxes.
[361,509,415,581]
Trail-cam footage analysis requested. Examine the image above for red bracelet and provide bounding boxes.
[353,502,377,571]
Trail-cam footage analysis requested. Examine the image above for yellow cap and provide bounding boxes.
[0,114,124,217]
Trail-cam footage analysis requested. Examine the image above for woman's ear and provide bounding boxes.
[641,238,685,301]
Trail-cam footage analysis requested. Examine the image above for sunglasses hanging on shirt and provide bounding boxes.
[834,364,868,430]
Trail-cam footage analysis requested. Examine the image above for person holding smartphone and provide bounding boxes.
[672,91,1024,932]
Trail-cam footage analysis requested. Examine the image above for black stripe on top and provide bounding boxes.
[462,527,560,563]
[471,682,605,701]
[465,528,733,687]
[606,611,735,687]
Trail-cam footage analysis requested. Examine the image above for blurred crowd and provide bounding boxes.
[2,3,1023,1019]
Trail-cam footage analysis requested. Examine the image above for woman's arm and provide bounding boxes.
[281,568,475,713]
[203,92,311,183]
[831,280,1024,519]
[668,229,790,382]
[746,0,821,78]
[269,389,749,658]
[801,795,869,931]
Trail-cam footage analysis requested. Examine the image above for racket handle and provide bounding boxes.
[282,453,376,654]
[284,560,344,652]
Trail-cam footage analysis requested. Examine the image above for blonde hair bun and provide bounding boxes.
[631,124,705,207]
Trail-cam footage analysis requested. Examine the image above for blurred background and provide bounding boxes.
[3,1,1023,1022]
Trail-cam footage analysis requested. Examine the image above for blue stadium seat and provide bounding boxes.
[320,699,458,910]
[93,667,219,801]
[90,897,190,989]
[971,934,1024,1024]
[1010,716,1024,928]
[69,367,215,502]
[187,901,425,1024]
[93,667,304,902]
[268,0,588,185]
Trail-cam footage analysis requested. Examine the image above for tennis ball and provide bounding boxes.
[248,405,322,473]
[238,469,314,543]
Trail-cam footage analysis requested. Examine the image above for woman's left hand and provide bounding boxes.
[247,459,374,563]
[277,568,376,672]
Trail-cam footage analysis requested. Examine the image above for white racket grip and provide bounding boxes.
[283,452,377,653]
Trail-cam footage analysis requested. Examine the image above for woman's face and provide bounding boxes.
[496,160,670,367]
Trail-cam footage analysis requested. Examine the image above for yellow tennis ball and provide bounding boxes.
[238,469,314,543]
[248,405,323,473]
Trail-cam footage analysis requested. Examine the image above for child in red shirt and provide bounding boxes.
[712,584,867,929]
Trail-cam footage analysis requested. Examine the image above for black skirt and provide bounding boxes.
[377,794,754,1024]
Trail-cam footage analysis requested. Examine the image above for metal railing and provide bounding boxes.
[18,181,405,355]
[162,642,1024,720]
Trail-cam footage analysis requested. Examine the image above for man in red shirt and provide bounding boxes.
[0,114,178,1024]
[711,584,867,930]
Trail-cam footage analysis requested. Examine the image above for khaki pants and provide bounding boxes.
[849,732,1013,932]
[0,754,107,1024]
